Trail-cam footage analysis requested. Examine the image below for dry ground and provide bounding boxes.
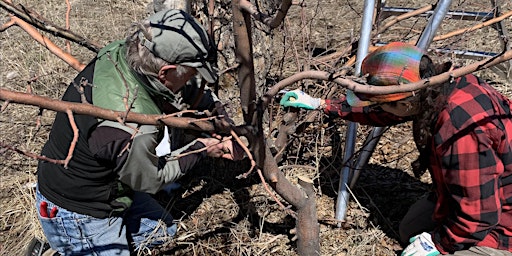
[1,0,511,255]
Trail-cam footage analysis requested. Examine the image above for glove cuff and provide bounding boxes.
[310,97,321,109]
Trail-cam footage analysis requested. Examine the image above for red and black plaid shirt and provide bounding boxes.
[324,74,512,254]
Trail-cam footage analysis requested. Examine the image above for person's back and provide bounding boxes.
[37,44,142,218]
[426,73,512,253]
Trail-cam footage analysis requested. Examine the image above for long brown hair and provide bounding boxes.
[410,55,452,177]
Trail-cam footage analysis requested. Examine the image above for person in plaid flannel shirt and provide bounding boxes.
[280,42,512,256]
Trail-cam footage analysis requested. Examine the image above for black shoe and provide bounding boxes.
[25,237,55,256]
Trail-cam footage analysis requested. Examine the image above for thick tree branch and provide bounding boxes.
[263,48,512,104]
[0,88,216,131]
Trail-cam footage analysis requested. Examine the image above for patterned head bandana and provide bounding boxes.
[347,42,424,107]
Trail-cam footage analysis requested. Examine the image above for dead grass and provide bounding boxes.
[1,0,512,255]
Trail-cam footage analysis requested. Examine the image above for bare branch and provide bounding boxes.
[0,88,216,132]
[375,4,434,36]
[432,10,512,42]
[63,110,78,168]
[238,0,293,29]
[264,48,512,104]
[64,0,71,53]
[1,13,86,71]
[0,141,66,165]
[0,0,101,52]
[0,17,15,31]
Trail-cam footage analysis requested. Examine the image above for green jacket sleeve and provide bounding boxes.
[100,121,204,194]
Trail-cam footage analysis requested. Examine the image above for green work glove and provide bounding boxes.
[279,89,321,110]
[401,232,440,256]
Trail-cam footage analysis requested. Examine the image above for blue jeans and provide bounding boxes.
[36,187,176,256]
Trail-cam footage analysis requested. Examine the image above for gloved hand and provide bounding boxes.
[279,89,321,110]
[401,232,440,256]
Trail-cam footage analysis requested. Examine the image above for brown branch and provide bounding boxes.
[256,168,295,217]
[431,10,512,42]
[64,0,71,53]
[261,145,320,255]
[0,141,65,166]
[232,129,256,178]
[0,100,10,112]
[238,0,293,29]
[374,4,434,36]
[0,88,216,132]
[34,108,42,134]
[234,1,321,254]
[0,13,85,71]
[0,0,101,52]
[63,110,78,168]
[0,17,15,31]
[264,48,512,104]
[296,176,320,254]
[232,0,257,123]
[207,0,215,38]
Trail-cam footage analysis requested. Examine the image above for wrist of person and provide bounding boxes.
[318,99,326,110]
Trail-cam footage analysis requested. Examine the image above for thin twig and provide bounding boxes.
[232,129,256,178]
[0,17,15,31]
[65,0,71,53]
[63,110,78,168]
[171,136,232,159]
[374,4,433,36]
[0,13,85,71]
[0,142,65,166]
[0,100,10,112]
[0,0,102,52]
[432,10,512,42]
[187,116,220,123]
[256,168,295,217]
[107,52,134,122]
[162,110,205,118]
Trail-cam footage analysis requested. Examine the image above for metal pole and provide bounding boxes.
[342,0,453,220]
[349,126,386,188]
[334,0,374,225]
[416,0,452,51]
